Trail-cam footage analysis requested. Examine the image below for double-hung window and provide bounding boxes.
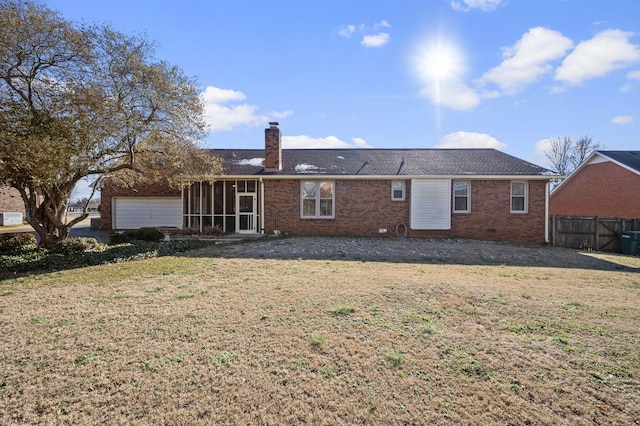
[301,181,334,218]
[391,181,405,201]
[510,181,527,213]
[453,180,470,213]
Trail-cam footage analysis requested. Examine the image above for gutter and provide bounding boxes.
[545,181,550,244]
[216,174,560,181]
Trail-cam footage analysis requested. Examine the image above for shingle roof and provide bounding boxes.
[211,148,554,177]
[598,151,640,173]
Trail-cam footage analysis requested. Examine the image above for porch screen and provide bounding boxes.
[410,179,451,230]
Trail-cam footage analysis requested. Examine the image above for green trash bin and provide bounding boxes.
[620,231,640,256]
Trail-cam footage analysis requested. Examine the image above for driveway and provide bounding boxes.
[0,213,111,243]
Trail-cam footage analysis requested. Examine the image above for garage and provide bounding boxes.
[112,197,182,230]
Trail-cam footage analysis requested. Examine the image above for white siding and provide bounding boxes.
[113,197,182,230]
[410,179,451,230]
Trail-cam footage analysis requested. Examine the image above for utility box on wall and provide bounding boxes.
[0,212,23,226]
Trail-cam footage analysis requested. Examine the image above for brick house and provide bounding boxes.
[550,150,640,219]
[0,185,26,217]
[101,123,558,244]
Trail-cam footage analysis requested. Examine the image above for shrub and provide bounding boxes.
[52,237,106,254]
[135,227,164,241]
[0,233,37,254]
[110,231,133,245]
[202,225,224,236]
[172,227,199,236]
[110,228,163,244]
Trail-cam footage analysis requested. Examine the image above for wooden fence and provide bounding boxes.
[551,215,640,252]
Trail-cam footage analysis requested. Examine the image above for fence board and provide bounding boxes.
[551,216,639,252]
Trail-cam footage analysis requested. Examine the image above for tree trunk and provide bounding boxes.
[20,186,78,249]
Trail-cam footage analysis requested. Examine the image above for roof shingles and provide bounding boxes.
[211,148,553,177]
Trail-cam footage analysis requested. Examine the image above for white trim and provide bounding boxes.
[216,174,558,181]
[391,180,406,201]
[545,181,550,243]
[300,180,335,219]
[452,180,471,213]
[510,181,528,214]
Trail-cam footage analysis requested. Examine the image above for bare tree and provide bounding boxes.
[0,1,221,247]
[545,135,602,176]
[545,136,574,175]
[570,135,602,171]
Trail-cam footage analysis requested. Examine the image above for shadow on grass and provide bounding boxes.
[0,240,216,281]
[1,236,638,281]
[188,236,640,273]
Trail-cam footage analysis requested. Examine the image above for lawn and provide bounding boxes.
[1,237,639,425]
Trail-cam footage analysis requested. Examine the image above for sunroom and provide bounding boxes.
[182,179,262,234]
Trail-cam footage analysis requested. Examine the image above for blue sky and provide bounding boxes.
[38,0,640,197]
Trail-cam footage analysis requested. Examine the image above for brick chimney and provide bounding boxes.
[264,122,282,172]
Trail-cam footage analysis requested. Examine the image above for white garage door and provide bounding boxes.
[113,197,182,230]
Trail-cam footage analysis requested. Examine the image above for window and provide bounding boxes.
[511,181,527,213]
[301,181,334,218]
[453,180,470,212]
[391,181,405,201]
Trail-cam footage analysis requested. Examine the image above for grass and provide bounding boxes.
[0,239,639,424]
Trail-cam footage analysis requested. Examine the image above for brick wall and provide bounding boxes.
[100,180,180,230]
[264,178,548,244]
[0,186,26,216]
[550,161,640,219]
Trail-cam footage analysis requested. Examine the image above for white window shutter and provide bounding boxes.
[410,179,451,230]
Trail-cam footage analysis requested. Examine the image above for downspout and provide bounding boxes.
[260,177,264,234]
[545,181,550,244]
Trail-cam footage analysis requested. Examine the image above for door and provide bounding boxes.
[113,197,182,230]
[237,193,257,233]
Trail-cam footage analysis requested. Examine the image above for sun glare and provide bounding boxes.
[412,37,465,84]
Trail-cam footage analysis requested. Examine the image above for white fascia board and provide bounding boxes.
[254,174,560,181]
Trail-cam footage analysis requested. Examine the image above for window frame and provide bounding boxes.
[391,180,406,201]
[300,180,335,219]
[510,181,528,213]
[452,180,470,213]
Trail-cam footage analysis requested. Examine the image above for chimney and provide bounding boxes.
[264,122,282,172]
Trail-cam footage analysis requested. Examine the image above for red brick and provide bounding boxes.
[550,161,640,219]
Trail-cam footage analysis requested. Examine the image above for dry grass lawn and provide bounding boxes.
[1,237,639,425]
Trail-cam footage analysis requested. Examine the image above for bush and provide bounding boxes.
[110,228,164,244]
[110,231,132,245]
[52,237,106,254]
[135,227,164,241]
[0,233,37,254]
[202,225,224,236]
[172,227,199,236]
[0,239,214,275]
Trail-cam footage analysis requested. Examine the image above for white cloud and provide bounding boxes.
[627,70,640,80]
[361,32,390,48]
[531,138,554,169]
[373,20,391,30]
[283,135,372,149]
[200,86,292,132]
[451,0,504,12]
[419,81,480,111]
[339,22,391,48]
[611,115,633,124]
[555,29,640,85]
[338,25,355,38]
[479,27,573,95]
[435,131,507,150]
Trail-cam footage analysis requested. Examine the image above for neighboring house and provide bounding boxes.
[100,123,558,244]
[0,185,26,217]
[550,151,640,219]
